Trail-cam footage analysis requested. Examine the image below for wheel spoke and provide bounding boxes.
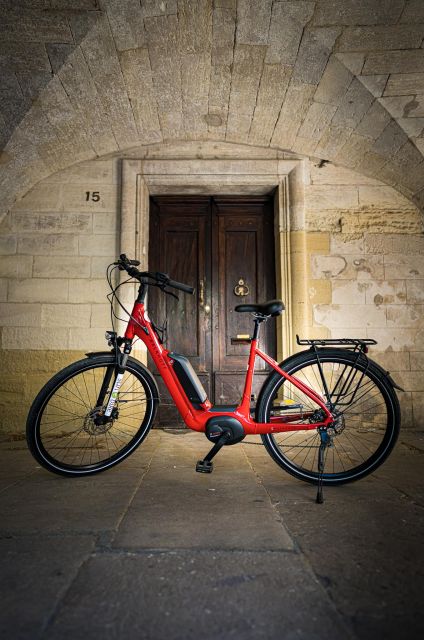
[261,351,398,483]
[32,360,155,473]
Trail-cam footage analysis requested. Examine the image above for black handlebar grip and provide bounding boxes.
[119,254,140,266]
[167,279,195,295]
[127,266,142,278]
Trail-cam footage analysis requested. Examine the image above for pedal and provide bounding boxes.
[196,459,213,473]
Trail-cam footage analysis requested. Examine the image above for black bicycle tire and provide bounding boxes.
[26,354,158,477]
[256,348,400,486]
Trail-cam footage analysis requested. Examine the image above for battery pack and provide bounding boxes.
[169,353,208,405]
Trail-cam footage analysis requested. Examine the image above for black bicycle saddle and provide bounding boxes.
[234,300,284,317]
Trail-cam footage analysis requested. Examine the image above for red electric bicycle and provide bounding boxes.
[26,255,401,501]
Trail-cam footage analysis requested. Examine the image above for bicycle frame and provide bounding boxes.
[124,299,333,435]
[26,259,400,487]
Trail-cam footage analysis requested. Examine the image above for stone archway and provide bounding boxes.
[1,2,424,223]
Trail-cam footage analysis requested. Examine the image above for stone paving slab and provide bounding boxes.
[242,436,424,640]
[114,431,294,551]
[266,497,424,640]
[242,433,424,505]
[372,440,424,504]
[0,436,159,535]
[0,429,423,639]
[0,535,95,640]
[397,430,424,453]
[42,551,352,640]
[241,437,409,504]
[0,447,39,491]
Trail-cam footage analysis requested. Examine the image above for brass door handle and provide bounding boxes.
[234,278,249,297]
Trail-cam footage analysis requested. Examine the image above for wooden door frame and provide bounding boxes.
[119,154,308,363]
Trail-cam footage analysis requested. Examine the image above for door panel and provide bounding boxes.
[213,197,276,403]
[214,372,270,406]
[149,198,211,424]
[164,221,202,361]
[149,195,276,424]
[223,225,257,359]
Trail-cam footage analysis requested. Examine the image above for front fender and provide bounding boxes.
[86,350,117,358]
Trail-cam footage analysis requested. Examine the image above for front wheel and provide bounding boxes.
[256,349,400,485]
[26,354,158,476]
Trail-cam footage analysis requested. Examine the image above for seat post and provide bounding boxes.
[252,316,264,341]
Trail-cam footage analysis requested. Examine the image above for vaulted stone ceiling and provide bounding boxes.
[1,0,424,218]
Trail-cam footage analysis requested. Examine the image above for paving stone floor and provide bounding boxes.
[1,429,423,640]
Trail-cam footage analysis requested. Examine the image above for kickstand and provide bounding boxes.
[316,429,329,504]
[316,445,325,504]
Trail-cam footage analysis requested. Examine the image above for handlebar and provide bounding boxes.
[167,278,195,294]
[114,254,195,295]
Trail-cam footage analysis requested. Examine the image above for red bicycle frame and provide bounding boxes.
[124,300,333,435]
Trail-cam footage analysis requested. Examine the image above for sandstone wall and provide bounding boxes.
[0,148,422,434]
[303,163,423,428]
[0,158,118,434]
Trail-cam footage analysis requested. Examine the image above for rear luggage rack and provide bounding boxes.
[296,335,377,353]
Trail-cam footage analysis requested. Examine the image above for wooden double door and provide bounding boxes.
[149,195,276,424]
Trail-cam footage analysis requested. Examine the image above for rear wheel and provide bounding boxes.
[26,354,158,476]
[256,349,400,485]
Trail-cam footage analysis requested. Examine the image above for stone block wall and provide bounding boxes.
[0,148,423,434]
[0,158,119,434]
[0,159,118,349]
[303,162,424,428]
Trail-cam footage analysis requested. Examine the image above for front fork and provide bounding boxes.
[96,339,132,418]
[104,369,125,417]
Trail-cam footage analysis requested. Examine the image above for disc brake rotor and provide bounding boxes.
[83,407,117,435]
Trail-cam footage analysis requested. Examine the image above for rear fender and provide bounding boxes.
[365,358,404,392]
